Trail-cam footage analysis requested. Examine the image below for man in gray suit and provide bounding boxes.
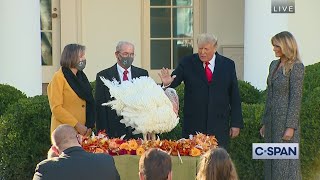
[33,124,120,180]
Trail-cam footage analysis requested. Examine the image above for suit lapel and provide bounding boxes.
[110,64,121,82]
[271,60,281,82]
[192,54,208,85]
[131,66,139,79]
[211,53,222,85]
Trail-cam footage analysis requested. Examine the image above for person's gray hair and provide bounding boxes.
[197,33,218,46]
[116,41,135,52]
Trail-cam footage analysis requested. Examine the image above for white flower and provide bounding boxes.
[100,76,179,136]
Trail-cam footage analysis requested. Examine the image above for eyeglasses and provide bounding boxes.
[118,52,136,58]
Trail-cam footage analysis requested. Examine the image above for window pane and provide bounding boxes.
[173,0,193,6]
[173,8,193,37]
[41,32,52,66]
[150,0,171,6]
[173,40,193,68]
[151,8,171,38]
[151,40,171,69]
[40,0,52,30]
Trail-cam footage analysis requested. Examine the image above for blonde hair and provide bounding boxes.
[271,31,301,75]
[197,148,238,180]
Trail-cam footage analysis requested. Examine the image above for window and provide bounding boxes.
[143,0,200,81]
[40,0,53,66]
[40,0,61,91]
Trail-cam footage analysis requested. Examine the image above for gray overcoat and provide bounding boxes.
[262,60,304,180]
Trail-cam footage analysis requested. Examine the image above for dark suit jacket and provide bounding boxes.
[33,146,120,180]
[170,53,244,148]
[95,64,149,138]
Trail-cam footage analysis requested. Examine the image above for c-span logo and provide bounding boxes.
[252,143,299,159]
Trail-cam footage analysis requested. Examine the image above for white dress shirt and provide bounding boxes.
[203,54,216,73]
[117,64,132,82]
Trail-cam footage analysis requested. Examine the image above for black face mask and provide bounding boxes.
[76,59,86,71]
[119,55,133,69]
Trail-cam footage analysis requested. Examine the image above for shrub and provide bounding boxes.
[0,84,26,116]
[300,87,320,180]
[238,80,262,104]
[303,62,320,100]
[228,87,320,180]
[259,89,267,104]
[0,95,51,180]
[90,80,96,97]
[229,103,265,180]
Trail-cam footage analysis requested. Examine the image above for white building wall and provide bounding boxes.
[205,0,245,80]
[244,0,288,90]
[205,0,244,47]
[0,0,42,96]
[288,0,320,66]
[60,0,143,82]
[2,1,319,94]
[244,0,320,90]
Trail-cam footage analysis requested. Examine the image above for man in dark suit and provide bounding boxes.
[159,33,243,148]
[95,41,148,139]
[33,124,120,180]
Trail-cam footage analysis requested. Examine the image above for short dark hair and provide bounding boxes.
[60,44,85,68]
[139,148,172,180]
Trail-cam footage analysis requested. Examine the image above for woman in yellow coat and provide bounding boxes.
[47,44,95,136]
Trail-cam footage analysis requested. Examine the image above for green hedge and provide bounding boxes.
[238,80,263,104]
[303,62,320,102]
[90,80,96,98]
[0,84,26,116]
[229,103,264,179]
[0,95,51,180]
[229,86,320,180]
[300,87,320,180]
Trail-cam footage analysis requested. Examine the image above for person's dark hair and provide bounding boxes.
[139,148,172,180]
[197,148,238,180]
[60,44,86,68]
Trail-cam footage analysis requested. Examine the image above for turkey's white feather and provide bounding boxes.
[100,76,179,135]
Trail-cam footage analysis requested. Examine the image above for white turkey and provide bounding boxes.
[100,76,179,140]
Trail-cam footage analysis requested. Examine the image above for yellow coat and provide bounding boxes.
[47,68,86,133]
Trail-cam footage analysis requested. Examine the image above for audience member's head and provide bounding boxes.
[139,148,172,180]
[51,124,82,154]
[197,148,238,180]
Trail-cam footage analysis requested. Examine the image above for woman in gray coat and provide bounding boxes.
[260,31,304,180]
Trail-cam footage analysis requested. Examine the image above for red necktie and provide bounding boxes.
[205,62,212,83]
[123,70,129,81]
